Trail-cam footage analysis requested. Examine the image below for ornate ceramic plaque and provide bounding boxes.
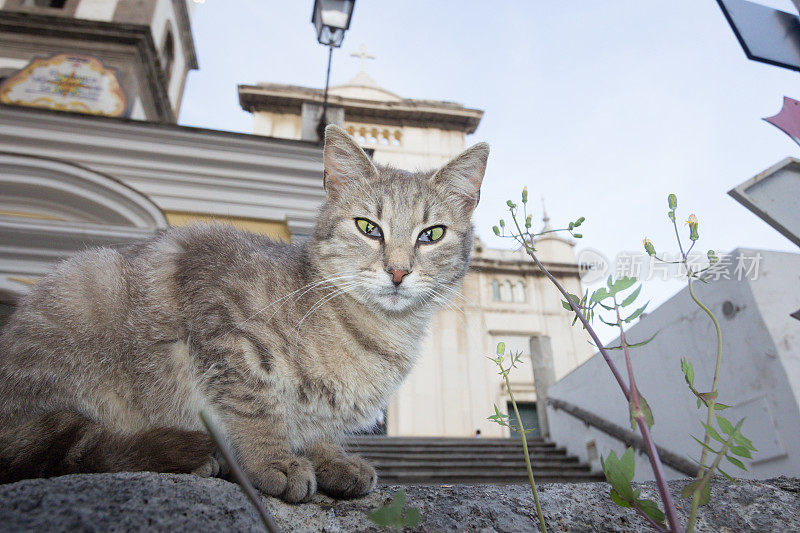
[0,53,128,117]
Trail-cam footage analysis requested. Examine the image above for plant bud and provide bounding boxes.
[643,237,656,256]
[686,214,699,241]
[525,214,532,228]
[506,200,516,209]
[668,194,677,210]
[499,219,505,228]
[522,187,528,203]
[707,250,718,264]
[493,226,500,236]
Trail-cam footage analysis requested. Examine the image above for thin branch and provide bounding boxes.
[199,410,281,533]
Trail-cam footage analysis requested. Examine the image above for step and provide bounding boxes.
[376,470,605,484]
[345,445,561,454]
[346,437,548,445]
[355,453,573,464]
[370,461,592,472]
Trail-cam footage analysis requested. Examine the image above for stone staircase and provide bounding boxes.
[345,436,603,484]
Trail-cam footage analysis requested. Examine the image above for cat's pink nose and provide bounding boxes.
[388,268,410,286]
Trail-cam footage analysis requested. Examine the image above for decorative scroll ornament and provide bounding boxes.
[0,53,128,117]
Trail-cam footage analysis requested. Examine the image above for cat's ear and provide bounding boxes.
[323,124,377,199]
[431,142,490,212]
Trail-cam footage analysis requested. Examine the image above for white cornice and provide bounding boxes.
[0,105,327,235]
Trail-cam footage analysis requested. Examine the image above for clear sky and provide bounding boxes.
[179,0,800,342]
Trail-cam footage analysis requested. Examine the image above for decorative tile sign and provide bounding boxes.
[0,53,128,117]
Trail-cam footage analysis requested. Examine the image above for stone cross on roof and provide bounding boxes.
[350,44,375,74]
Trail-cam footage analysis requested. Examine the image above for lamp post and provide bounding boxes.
[311,0,355,142]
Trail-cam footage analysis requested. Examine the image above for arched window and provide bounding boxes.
[513,281,526,302]
[161,26,175,86]
[491,280,500,301]
[500,281,512,302]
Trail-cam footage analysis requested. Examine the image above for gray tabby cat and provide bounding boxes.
[0,125,489,502]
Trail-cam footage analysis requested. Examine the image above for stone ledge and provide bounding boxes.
[0,472,797,532]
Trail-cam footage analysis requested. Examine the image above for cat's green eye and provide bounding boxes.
[355,218,382,239]
[418,225,446,244]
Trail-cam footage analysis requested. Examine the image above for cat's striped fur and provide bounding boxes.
[0,125,489,502]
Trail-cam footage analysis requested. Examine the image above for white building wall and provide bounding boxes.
[546,248,800,480]
[75,0,118,21]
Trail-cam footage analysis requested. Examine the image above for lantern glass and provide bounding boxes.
[312,0,354,46]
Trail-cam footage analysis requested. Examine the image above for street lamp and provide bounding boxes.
[311,0,355,141]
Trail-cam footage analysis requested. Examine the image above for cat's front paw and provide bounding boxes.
[250,456,317,503]
[315,453,377,499]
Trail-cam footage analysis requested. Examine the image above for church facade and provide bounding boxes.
[0,2,593,438]
[239,63,595,437]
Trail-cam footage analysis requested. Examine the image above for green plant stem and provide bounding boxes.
[503,371,547,533]
[614,300,683,533]
[686,278,723,533]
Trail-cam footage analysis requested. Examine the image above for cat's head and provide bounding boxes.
[310,125,489,314]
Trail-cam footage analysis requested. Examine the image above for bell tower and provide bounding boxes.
[0,0,198,122]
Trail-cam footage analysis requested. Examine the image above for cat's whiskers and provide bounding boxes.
[293,281,365,347]
[262,274,360,324]
[425,287,468,324]
[435,282,480,311]
[230,274,358,334]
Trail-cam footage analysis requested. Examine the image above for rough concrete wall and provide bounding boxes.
[1,472,798,532]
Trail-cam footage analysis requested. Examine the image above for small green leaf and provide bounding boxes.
[601,451,634,501]
[717,466,736,481]
[610,276,637,295]
[590,287,609,305]
[730,445,752,458]
[701,422,725,443]
[624,303,648,323]
[620,447,635,481]
[368,490,420,529]
[604,332,658,351]
[732,432,757,452]
[598,315,617,327]
[681,358,695,387]
[726,455,747,470]
[691,435,718,455]
[609,489,631,507]
[630,389,655,430]
[607,275,614,289]
[636,498,667,525]
[620,285,642,307]
[714,402,731,411]
[716,415,734,436]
